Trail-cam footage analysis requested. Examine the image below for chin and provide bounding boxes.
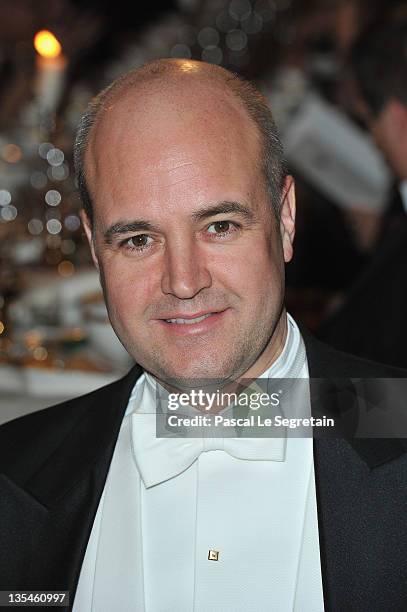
[151,353,249,390]
[159,368,229,389]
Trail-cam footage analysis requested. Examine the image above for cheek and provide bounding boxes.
[213,241,282,303]
[99,259,157,323]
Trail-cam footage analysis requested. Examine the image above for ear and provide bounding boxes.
[80,209,99,270]
[279,175,296,263]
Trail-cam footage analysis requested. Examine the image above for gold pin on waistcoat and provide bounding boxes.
[208,550,219,561]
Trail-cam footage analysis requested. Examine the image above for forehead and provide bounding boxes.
[85,80,265,223]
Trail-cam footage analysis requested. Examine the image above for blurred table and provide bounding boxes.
[0,364,124,424]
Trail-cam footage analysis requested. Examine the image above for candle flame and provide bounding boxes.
[34,30,62,59]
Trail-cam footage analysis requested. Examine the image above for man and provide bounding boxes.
[1,59,407,611]
[318,18,407,368]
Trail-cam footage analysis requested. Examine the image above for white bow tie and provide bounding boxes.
[131,412,286,488]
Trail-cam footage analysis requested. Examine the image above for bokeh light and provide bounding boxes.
[201,46,223,64]
[198,27,220,48]
[1,205,17,221]
[34,31,62,59]
[2,144,22,163]
[64,214,81,231]
[28,219,44,235]
[50,164,69,181]
[38,143,54,159]
[33,346,48,361]
[0,190,11,207]
[58,260,75,277]
[46,219,62,234]
[46,148,64,167]
[45,189,62,207]
[226,29,248,51]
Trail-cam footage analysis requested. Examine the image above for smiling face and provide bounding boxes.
[82,76,295,387]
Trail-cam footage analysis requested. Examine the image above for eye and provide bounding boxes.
[122,234,153,250]
[207,220,237,235]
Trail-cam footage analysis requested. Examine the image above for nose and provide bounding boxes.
[161,236,212,299]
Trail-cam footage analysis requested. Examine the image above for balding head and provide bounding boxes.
[74,59,286,226]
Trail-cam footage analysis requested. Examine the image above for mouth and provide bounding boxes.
[164,313,214,325]
[155,309,229,334]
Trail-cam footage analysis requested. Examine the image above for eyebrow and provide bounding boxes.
[191,201,255,223]
[103,220,159,244]
[103,200,255,243]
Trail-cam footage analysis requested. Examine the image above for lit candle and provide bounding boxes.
[34,30,67,114]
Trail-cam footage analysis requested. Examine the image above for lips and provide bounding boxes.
[154,309,229,334]
[165,313,213,325]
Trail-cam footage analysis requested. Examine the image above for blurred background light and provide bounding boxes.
[64,214,81,231]
[34,31,62,59]
[225,29,248,51]
[0,190,12,207]
[45,189,62,207]
[46,219,62,234]
[197,27,220,48]
[2,144,22,164]
[28,219,44,235]
[58,260,75,277]
[50,163,69,181]
[1,205,17,221]
[201,46,223,64]
[46,148,64,167]
[38,143,54,159]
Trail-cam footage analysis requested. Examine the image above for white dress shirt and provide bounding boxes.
[73,315,324,612]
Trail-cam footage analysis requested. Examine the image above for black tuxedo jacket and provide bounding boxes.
[1,332,407,612]
[317,189,407,370]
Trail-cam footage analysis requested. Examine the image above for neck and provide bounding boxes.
[239,309,288,380]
